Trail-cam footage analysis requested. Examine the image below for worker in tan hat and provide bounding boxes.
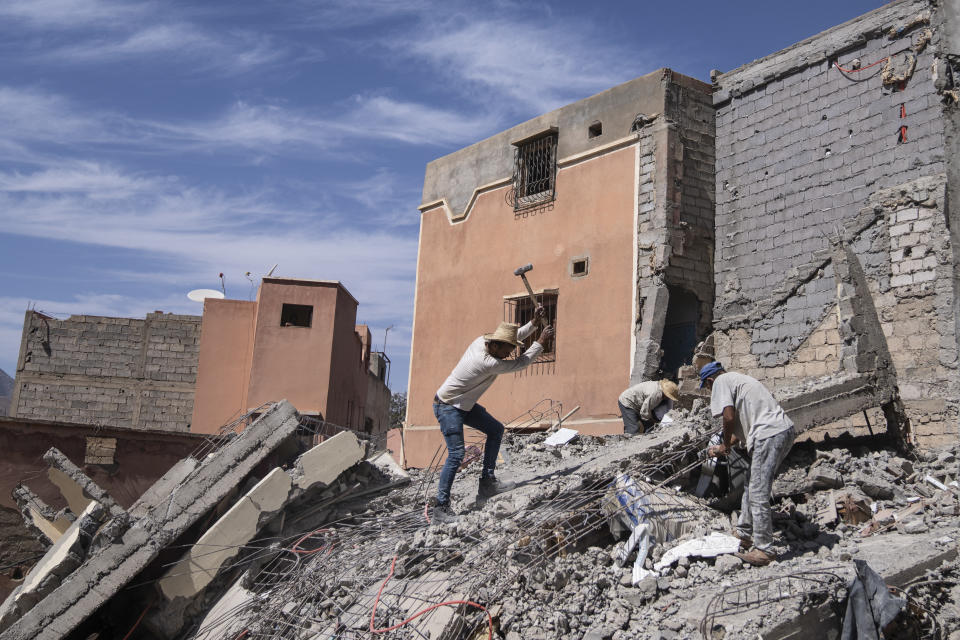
[431,306,555,523]
[617,379,680,435]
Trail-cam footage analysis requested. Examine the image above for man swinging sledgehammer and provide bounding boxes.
[431,307,554,523]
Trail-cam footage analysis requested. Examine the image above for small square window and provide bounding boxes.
[281,303,313,327]
[588,122,602,138]
[570,256,589,278]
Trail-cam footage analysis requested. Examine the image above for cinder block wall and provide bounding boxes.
[711,0,959,445]
[11,311,201,432]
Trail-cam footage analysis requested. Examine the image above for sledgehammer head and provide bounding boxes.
[513,263,533,276]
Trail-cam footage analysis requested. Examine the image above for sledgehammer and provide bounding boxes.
[513,263,542,324]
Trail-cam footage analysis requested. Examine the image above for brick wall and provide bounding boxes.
[11,312,201,432]
[710,0,958,447]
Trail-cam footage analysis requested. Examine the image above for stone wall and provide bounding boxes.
[631,72,716,382]
[711,0,958,446]
[10,312,200,432]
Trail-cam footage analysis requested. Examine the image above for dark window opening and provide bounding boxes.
[588,122,602,138]
[512,131,558,211]
[504,291,558,363]
[281,303,313,327]
[571,257,589,277]
[658,287,700,379]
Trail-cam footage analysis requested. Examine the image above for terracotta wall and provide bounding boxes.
[192,279,369,434]
[246,281,340,415]
[191,299,256,434]
[406,148,637,466]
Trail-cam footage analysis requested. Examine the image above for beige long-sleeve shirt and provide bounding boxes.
[618,380,667,422]
[436,322,542,411]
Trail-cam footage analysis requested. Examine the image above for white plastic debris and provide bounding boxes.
[925,475,948,491]
[907,496,922,503]
[544,428,578,447]
[654,403,671,422]
[654,533,741,572]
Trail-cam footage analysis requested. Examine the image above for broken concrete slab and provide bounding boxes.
[159,467,291,602]
[0,501,105,632]
[152,427,366,637]
[43,448,127,527]
[0,400,301,640]
[291,430,364,492]
[127,456,199,520]
[11,484,70,545]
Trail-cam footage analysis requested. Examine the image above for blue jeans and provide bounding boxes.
[433,402,504,504]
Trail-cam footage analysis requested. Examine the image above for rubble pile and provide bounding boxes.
[1,402,958,640]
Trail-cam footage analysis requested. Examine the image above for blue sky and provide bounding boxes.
[0,0,885,391]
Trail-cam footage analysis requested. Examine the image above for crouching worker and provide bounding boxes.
[700,361,796,567]
[431,306,555,523]
[617,379,679,435]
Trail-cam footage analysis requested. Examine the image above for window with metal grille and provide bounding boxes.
[503,292,557,363]
[512,130,558,211]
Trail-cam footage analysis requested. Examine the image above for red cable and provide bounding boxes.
[369,555,493,639]
[121,603,152,640]
[833,57,889,73]
[290,528,335,555]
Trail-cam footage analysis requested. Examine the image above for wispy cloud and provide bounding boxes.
[46,24,290,74]
[396,15,644,113]
[0,86,495,159]
[0,0,150,29]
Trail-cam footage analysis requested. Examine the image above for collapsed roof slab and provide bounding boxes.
[0,400,301,640]
[152,430,366,637]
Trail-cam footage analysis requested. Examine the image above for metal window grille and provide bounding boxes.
[503,292,557,364]
[512,132,557,211]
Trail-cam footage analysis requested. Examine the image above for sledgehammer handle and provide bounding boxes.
[519,274,543,325]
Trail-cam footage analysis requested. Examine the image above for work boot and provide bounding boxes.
[477,475,516,500]
[430,501,457,525]
[735,548,776,567]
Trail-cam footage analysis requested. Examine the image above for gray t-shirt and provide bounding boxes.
[710,372,793,452]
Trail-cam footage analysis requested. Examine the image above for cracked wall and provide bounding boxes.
[711,0,958,446]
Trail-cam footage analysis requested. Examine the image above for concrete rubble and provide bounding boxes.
[1,404,930,639]
[0,403,957,640]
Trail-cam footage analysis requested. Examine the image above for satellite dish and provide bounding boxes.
[187,289,225,303]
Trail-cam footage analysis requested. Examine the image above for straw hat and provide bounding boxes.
[659,379,680,402]
[483,322,524,347]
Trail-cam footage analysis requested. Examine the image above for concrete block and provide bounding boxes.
[293,430,365,492]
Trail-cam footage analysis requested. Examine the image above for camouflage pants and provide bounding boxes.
[737,427,795,553]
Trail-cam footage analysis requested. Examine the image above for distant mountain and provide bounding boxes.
[0,368,13,417]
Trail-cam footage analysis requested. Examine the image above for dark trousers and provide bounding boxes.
[618,401,655,435]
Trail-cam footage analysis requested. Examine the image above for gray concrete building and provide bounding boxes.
[708,0,960,445]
